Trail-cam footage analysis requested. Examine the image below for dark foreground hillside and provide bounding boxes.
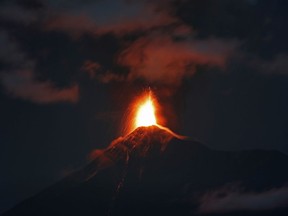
[3,126,288,216]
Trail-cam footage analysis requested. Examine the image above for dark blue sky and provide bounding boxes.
[0,0,288,213]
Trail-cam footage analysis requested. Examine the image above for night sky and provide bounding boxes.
[1,0,288,213]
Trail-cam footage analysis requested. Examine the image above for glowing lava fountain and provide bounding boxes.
[127,90,186,139]
[135,93,157,128]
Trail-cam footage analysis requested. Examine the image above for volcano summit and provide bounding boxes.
[3,126,288,216]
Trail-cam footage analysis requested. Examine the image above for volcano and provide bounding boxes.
[2,125,288,216]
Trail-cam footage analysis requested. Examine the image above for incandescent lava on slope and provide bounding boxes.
[108,126,174,158]
[4,124,288,216]
[85,125,183,181]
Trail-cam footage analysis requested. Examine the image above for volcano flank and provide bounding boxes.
[3,126,288,216]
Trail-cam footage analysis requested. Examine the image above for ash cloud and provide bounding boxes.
[1,0,287,104]
[118,34,238,86]
[198,186,288,214]
[40,0,239,87]
[0,0,240,114]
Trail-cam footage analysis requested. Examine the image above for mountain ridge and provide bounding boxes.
[3,126,288,216]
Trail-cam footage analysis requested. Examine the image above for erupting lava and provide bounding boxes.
[129,90,185,139]
[135,94,157,128]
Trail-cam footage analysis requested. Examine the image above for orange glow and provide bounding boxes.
[135,93,157,128]
[123,89,186,139]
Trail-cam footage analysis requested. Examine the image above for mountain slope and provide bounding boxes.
[3,126,288,216]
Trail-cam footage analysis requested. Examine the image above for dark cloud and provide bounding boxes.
[198,185,288,214]
[175,0,288,57]
[0,31,79,103]
[0,0,43,24]
[254,54,288,75]
[1,70,79,104]
[16,0,44,10]
[42,0,178,36]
